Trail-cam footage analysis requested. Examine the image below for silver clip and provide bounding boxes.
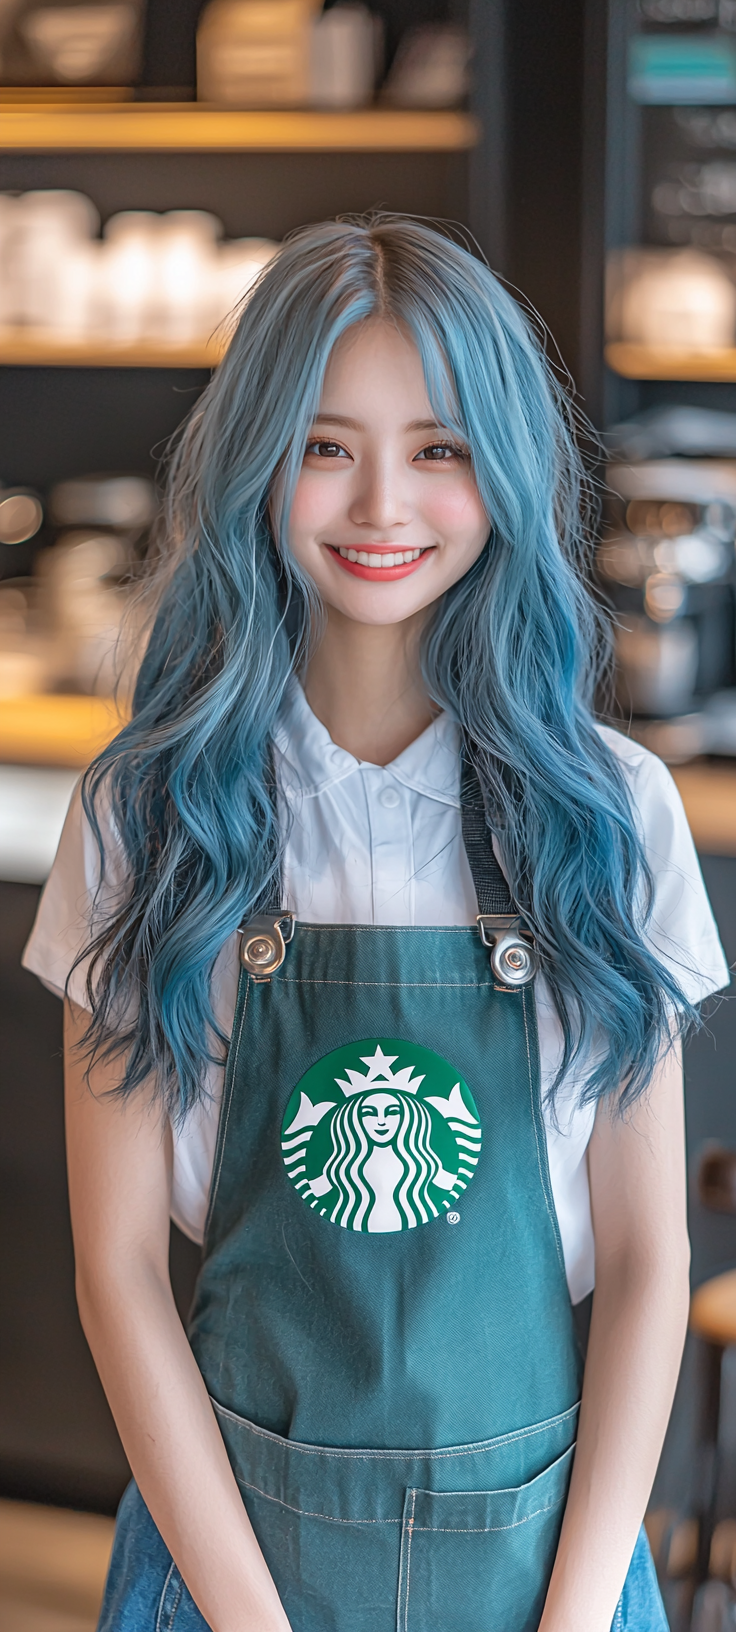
[239,912,295,981]
[477,914,538,988]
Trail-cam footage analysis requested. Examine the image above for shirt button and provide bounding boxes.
[379,786,401,809]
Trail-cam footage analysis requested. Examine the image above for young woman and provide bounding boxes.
[24,216,728,1632]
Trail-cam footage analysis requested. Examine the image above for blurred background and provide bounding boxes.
[6,2,736,1629]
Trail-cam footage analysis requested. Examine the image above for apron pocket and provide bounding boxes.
[397,1442,575,1632]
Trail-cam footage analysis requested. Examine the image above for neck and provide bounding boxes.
[302,607,436,765]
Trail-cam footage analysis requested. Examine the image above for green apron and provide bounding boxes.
[185,762,583,1631]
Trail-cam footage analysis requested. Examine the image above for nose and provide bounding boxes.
[347,451,412,533]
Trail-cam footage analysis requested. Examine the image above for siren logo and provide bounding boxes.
[280,1040,482,1232]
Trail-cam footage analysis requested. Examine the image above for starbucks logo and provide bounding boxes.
[281,1039,482,1233]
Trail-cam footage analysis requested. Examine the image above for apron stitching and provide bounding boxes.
[403,1490,416,1632]
[154,1562,178,1632]
[411,1493,567,1533]
[211,1399,579,1459]
[278,978,493,988]
[208,976,250,1222]
[236,1476,400,1524]
[396,1497,408,1632]
[166,1575,183,1630]
[522,990,566,1276]
[297,926,474,935]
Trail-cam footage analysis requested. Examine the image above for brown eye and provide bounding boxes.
[415,443,463,462]
[306,440,347,458]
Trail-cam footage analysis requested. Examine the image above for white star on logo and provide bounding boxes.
[335,1045,425,1097]
[360,1045,399,1081]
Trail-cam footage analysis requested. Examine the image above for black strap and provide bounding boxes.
[255,745,282,914]
[254,740,515,920]
[460,749,515,916]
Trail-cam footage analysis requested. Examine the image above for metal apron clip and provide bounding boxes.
[477,914,538,989]
[239,912,295,981]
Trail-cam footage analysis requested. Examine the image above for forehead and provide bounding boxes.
[319,320,429,413]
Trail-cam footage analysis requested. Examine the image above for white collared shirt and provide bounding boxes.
[23,678,729,1303]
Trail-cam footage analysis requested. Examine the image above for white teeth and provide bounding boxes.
[335,545,426,567]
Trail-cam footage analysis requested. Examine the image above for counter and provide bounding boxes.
[0,694,125,769]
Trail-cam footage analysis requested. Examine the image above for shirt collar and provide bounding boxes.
[273,676,461,807]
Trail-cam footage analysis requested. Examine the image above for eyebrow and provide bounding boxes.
[312,414,363,430]
[312,414,449,434]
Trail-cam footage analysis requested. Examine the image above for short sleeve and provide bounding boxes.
[598,726,730,1005]
[21,780,128,1011]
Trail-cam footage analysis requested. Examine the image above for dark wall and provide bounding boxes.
[504,0,587,389]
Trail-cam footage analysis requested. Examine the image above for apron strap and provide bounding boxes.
[460,750,515,915]
[257,744,281,914]
[238,748,292,978]
[241,738,537,988]
[461,749,537,987]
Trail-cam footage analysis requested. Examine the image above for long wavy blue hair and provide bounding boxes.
[77,213,697,1118]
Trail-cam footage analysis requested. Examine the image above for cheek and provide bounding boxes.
[422,481,488,547]
[290,471,343,544]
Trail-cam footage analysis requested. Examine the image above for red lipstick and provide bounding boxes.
[327,544,432,582]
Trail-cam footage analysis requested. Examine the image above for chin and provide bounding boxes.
[331,589,435,625]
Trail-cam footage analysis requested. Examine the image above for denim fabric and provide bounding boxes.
[612,1527,670,1631]
[98,1482,668,1631]
[95,1482,202,1632]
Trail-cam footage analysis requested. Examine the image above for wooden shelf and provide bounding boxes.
[0,694,127,767]
[606,340,736,382]
[0,103,479,153]
[0,328,225,368]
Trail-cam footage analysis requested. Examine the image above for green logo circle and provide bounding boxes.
[281,1038,482,1233]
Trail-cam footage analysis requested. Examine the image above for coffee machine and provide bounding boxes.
[602,456,736,761]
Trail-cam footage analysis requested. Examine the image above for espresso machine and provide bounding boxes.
[602,437,736,762]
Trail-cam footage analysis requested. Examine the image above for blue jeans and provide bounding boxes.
[98,1481,670,1631]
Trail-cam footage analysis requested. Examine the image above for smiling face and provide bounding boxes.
[359,1091,402,1145]
[287,320,490,628]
